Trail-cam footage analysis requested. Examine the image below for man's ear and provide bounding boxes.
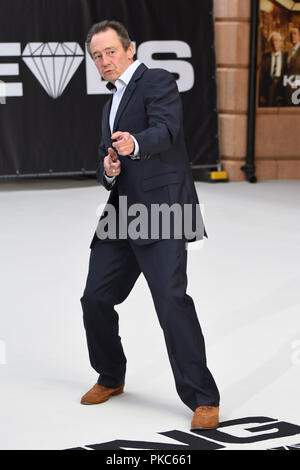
[127,42,135,61]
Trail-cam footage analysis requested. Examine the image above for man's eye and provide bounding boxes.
[109,51,115,55]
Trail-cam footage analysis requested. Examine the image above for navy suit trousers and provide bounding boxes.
[80,237,220,411]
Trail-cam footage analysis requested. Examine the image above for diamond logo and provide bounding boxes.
[22,42,84,98]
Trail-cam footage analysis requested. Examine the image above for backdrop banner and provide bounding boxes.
[0,0,220,178]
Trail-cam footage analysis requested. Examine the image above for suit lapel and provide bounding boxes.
[102,97,112,144]
[269,52,275,77]
[113,81,137,133]
[112,63,147,133]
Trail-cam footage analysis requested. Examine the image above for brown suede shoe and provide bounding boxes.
[190,406,219,430]
[80,383,124,405]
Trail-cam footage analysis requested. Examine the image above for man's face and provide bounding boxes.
[90,28,134,83]
[290,28,300,46]
[271,35,281,52]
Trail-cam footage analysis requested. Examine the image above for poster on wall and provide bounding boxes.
[258,0,300,107]
[0,0,219,178]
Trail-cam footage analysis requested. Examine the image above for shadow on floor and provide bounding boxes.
[0,176,99,192]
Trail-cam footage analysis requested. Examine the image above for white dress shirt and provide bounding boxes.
[104,60,141,183]
[270,51,282,78]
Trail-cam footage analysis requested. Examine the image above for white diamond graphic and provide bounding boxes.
[22,42,84,98]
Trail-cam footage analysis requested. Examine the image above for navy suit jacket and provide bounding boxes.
[91,62,207,247]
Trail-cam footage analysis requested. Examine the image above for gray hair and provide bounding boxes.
[86,20,131,57]
[268,31,283,43]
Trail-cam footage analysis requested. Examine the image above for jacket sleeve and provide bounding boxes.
[132,69,182,157]
[96,137,116,191]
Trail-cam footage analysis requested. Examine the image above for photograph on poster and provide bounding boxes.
[258,0,300,106]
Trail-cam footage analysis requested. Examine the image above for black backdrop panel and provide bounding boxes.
[0,0,220,177]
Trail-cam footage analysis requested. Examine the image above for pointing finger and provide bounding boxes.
[111,131,123,140]
[108,147,118,162]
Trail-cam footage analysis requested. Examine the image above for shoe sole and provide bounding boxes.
[190,425,219,431]
[80,389,124,405]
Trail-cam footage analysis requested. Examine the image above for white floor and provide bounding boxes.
[0,178,300,450]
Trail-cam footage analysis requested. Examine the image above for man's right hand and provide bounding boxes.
[104,148,121,177]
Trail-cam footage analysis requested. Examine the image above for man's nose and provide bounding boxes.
[102,55,111,66]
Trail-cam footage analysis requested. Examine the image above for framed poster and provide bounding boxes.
[258,0,300,107]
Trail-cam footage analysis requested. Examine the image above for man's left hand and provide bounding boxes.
[111,131,134,156]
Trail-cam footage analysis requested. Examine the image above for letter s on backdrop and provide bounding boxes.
[137,40,195,93]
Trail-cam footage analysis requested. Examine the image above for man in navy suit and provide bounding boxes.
[80,20,220,430]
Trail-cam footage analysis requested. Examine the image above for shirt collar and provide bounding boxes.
[294,42,300,52]
[106,59,141,92]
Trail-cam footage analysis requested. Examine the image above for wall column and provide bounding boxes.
[214,0,251,181]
